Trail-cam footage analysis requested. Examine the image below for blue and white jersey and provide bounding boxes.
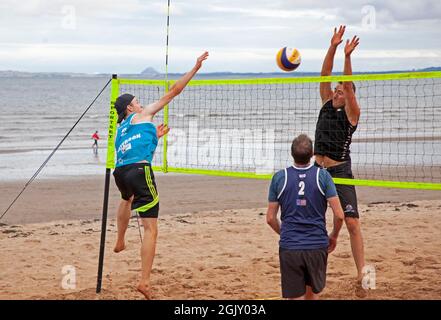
[268,164,337,250]
[115,114,158,168]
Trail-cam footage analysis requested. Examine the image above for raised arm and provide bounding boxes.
[327,196,344,253]
[320,26,346,105]
[140,51,209,120]
[343,36,361,126]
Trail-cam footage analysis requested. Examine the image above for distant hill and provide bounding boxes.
[0,70,101,78]
[417,67,441,72]
[140,67,160,76]
[1,66,440,79]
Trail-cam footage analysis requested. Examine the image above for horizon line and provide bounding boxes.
[1,66,440,76]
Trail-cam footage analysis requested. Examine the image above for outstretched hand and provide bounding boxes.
[345,36,360,56]
[156,124,170,139]
[331,25,346,47]
[195,51,209,70]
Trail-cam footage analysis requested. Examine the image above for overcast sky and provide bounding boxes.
[1,0,440,73]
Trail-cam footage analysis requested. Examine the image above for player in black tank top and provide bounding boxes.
[314,26,366,288]
[315,99,357,162]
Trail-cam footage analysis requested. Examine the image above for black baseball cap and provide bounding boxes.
[115,93,135,123]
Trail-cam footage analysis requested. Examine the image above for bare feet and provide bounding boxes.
[137,283,152,300]
[354,279,368,298]
[113,241,126,253]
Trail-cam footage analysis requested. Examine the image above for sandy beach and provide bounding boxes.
[1,174,441,300]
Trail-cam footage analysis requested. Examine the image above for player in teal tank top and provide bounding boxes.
[114,113,159,167]
[112,52,209,299]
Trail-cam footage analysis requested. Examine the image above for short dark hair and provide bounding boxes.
[338,81,356,93]
[291,134,313,165]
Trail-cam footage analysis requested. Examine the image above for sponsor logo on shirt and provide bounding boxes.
[117,133,141,154]
[120,143,132,154]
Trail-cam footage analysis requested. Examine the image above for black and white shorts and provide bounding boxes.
[113,163,159,218]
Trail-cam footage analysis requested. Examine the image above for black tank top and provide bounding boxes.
[314,100,357,162]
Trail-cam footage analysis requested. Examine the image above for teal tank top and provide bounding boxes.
[115,114,158,167]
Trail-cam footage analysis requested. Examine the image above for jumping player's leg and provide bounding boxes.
[114,196,133,253]
[137,217,158,299]
[119,163,159,298]
[337,183,365,281]
[345,217,365,281]
[317,161,366,281]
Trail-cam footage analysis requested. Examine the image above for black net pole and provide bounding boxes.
[96,168,111,293]
[96,74,118,294]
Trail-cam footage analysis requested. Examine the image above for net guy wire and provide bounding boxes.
[0,78,112,221]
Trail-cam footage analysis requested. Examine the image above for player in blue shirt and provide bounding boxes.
[267,134,344,300]
[112,51,209,299]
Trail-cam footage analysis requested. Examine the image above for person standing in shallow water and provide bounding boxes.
[92,131,100,154]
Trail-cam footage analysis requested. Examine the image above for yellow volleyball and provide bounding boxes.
[276,47,301,72]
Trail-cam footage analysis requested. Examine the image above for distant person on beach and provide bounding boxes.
[92,131,100,153]
[112,51,209,299]
[266,134,344,300]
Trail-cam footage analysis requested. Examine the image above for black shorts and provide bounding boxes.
[315,161,359,219]
[113,163,159,218]
[279,247,328,298]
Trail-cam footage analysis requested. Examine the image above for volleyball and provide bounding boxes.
[276,47,301,72]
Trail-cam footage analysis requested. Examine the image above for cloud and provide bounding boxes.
[1,43,439,73]
[0,0,440,72]
[207,5,338,20]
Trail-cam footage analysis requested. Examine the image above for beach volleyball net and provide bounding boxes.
[106,72,441,190]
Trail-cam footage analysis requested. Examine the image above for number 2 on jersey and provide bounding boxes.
[298,181,305,196]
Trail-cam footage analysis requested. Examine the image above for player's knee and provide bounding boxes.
[143,222,158,238]
[345,218,361,236]
[119,197,132,209]
[149,229,158,240]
